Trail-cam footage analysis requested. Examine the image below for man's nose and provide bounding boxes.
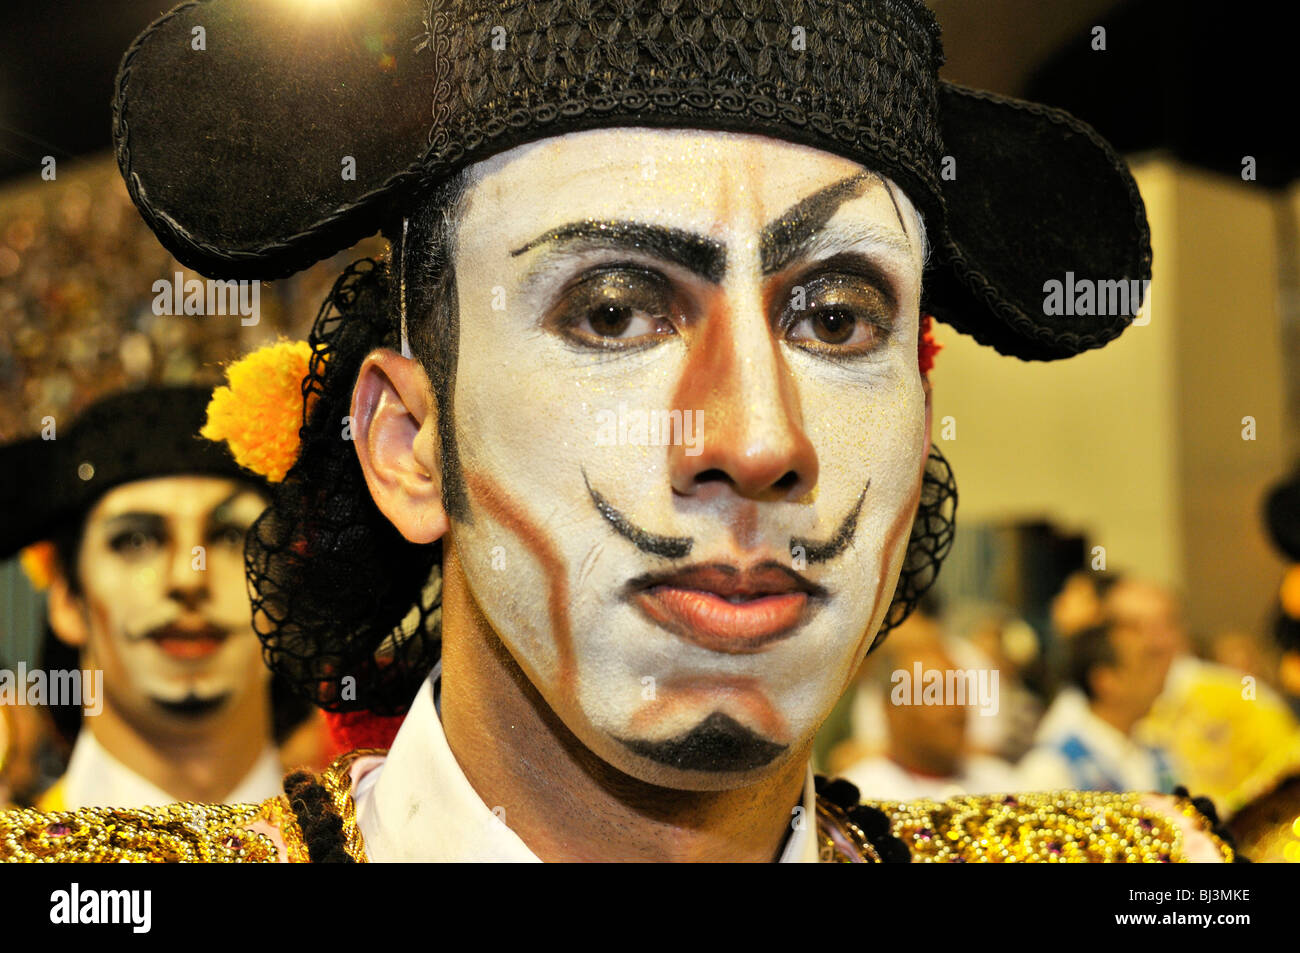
[165,532,209,608]
[669,299,818,501]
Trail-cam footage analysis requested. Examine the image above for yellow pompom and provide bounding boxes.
[202,340,317,483]
[19,541,58,591]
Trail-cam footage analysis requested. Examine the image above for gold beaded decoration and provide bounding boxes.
[0,801,279,863]
[865,790,1234,863]
[815,798,883,863]
[256,795,312,864]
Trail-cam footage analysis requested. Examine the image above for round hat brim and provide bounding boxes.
[928,84,1152,360]
[115,0,1151,361]
[1265,473,1300,562]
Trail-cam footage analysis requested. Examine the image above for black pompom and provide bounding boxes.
[821,778,861,809]
[848,805,891,840]
[875,836,912,864]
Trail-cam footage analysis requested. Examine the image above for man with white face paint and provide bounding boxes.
[0,387,282,811]
[1,0,1240,861]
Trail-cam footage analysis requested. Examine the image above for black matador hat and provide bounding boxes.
[115,0,1151,360]
[0,386,260,560]
[1265,469,1300,563]
[113,0,1151,716]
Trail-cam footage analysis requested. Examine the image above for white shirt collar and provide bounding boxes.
[355,671,820,862]
[61,729,283,810]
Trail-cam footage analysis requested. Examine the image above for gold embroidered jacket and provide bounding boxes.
[0,751,1236,863]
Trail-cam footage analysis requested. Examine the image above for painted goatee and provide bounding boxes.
[618,711,787,772]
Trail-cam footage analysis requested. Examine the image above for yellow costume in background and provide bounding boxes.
[1137,656,1299,814]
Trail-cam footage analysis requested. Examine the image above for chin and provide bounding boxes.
[573,708,805,792]
[148,691,232,720]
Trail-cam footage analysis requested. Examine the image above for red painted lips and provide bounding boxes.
[631,563,822,653]
[147,621,228,661]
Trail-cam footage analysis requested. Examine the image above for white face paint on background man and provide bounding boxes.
[57,476,270,731]
[440,128,930,790]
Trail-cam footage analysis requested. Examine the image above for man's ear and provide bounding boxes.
[351,349,450,545]
[47,568,89,649]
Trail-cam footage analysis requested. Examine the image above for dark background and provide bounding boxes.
[1,0,1291,187]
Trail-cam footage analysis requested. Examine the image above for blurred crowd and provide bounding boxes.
[0,156,381,442]
[817,569,1300,859]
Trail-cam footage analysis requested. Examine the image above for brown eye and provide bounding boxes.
[210,524,246,548]
[807,308,857,345]
[554,266,677,347]
[784,273,893,357]
[109,529,162,556]
[588,303,637,338]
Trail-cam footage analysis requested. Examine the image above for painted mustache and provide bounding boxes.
[584,470,870,565]
[587,472,869,652]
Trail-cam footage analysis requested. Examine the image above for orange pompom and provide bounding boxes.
[1281,566,1300,620]
[19,541,58,591]
[202,340,316,483]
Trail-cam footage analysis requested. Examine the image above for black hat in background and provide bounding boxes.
[0,385,259,559]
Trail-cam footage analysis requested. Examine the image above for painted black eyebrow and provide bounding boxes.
[209,487,262,528]
[510,172,910,286]
[101,512,167,534]
[510,220,727,284]
[760,171,911,276]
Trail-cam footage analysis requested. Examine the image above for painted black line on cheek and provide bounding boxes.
[790,479,870,564]
[583,468,694,559]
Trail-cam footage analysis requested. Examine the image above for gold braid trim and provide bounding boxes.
[314,748,380,863]
[255,795,311,864]
[865,790,1235,863]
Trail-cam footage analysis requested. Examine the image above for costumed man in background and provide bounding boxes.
[1018,617,1174,793]
[2,0,1237,861]
[1044,568,1298,810]
[837,610,1018,800]
[0,386,284,810]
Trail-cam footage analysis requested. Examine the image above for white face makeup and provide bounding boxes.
[443,128,927,789]
[68,476,269,729]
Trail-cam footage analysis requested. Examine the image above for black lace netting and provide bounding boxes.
[251,259,956,713]
[870,445,958,648]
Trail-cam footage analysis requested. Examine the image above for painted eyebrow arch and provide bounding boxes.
[210,488,261,527]
[761,171,913,275]
[510,220,727,284]
[100,512,167,532]
[508,170,913,284]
